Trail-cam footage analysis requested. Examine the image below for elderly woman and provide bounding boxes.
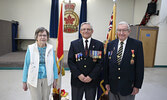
[22,27,58,100]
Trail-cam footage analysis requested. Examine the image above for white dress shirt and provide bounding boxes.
[117,39,127,60]
[83,38,91,49]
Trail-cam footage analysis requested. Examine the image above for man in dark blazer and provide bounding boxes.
[105,21,144,100]
[68,22,104,100]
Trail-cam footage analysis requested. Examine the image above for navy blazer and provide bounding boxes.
[68,38,104,88]
[104,37,144,96]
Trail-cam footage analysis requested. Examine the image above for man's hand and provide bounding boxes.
[78,74,86,82]
[131,87,139,95]
[83,76,92,83]
[105,84,110,91]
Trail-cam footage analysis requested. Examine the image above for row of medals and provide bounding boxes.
[75,50,102,62]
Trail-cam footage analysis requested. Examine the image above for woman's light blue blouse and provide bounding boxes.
[22,47,58,82]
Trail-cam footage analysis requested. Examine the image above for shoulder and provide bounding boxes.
[128,37,142,45]
[71,39,81,45]
[91,38,103,45]
[46,43,53,48]
[108,39,118,46]
[28,43,36,49]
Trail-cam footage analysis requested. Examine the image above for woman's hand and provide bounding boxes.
[53,79,57,88]
[23,82,28,91]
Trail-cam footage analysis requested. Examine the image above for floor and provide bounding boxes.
[0,68,167,100]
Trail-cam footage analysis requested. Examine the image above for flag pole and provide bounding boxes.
[104,0,117,54]
[98,0,117,99]
[112,0,116,40]
[56,1,64,99]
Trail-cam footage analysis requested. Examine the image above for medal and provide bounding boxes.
[108,47,115,59]
[80,53,83,60]
[108,51,111,59]
[75,54,78,61]
[78,54,80,61]
[130,59,134,64]
[98,51,102,59]
[93,51,97,62]
[130,49,135,64]
[90,50,102,62]
[93,58,97,62]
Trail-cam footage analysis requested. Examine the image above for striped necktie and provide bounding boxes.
[117,42,124,65]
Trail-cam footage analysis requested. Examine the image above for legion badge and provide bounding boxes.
[64,1,79,33]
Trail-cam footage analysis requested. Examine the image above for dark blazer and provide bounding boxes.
[104,37,144,96]
[68,38,104,88]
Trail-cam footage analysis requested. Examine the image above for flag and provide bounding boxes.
[97,2,117,100]
[54,2,64,98]
[106,12,113,41]
[107,3,116,41]
[78,0,87,38]
[104,3,116,55]
[50,0,59,38]
[57,3,64,74]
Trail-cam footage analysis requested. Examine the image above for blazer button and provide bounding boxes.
[84,65,87,68]
[118,77,120,79]
[118,68,120,70]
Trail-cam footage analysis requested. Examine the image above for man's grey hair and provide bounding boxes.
[80,22,93,30]
[118,21,130,30]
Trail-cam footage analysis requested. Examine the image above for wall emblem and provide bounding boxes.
[64,1,79,33]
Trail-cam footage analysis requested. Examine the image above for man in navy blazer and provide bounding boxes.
[68,22,104,100]
[105,21,144,100]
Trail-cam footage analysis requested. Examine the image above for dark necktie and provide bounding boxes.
[117,42,124,65]
[85,40,88,56]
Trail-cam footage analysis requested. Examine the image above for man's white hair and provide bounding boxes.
[118,21,130,30]
[81,22,93,30]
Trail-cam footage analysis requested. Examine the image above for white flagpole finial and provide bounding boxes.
[113,0,116,2]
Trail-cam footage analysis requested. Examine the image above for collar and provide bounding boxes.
[83,37,91,43]
[118,38,127,45]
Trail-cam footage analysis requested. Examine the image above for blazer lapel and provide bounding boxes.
[121,38,130,64]
[89,38,95,50]
[78,39,86,56]
[113,40,119,64]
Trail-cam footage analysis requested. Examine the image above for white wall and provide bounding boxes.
[133,0,161,25]
[63,0,134,50]
[87,0,134,40]
[0,0,51,38]
[0,0,166,65]
[154,0,167,65]
[0,0,134,50]
[133,0,167,66]
[133,0,150,24]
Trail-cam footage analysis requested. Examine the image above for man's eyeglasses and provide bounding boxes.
[117,29,129,33]
[81,28,92,31]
